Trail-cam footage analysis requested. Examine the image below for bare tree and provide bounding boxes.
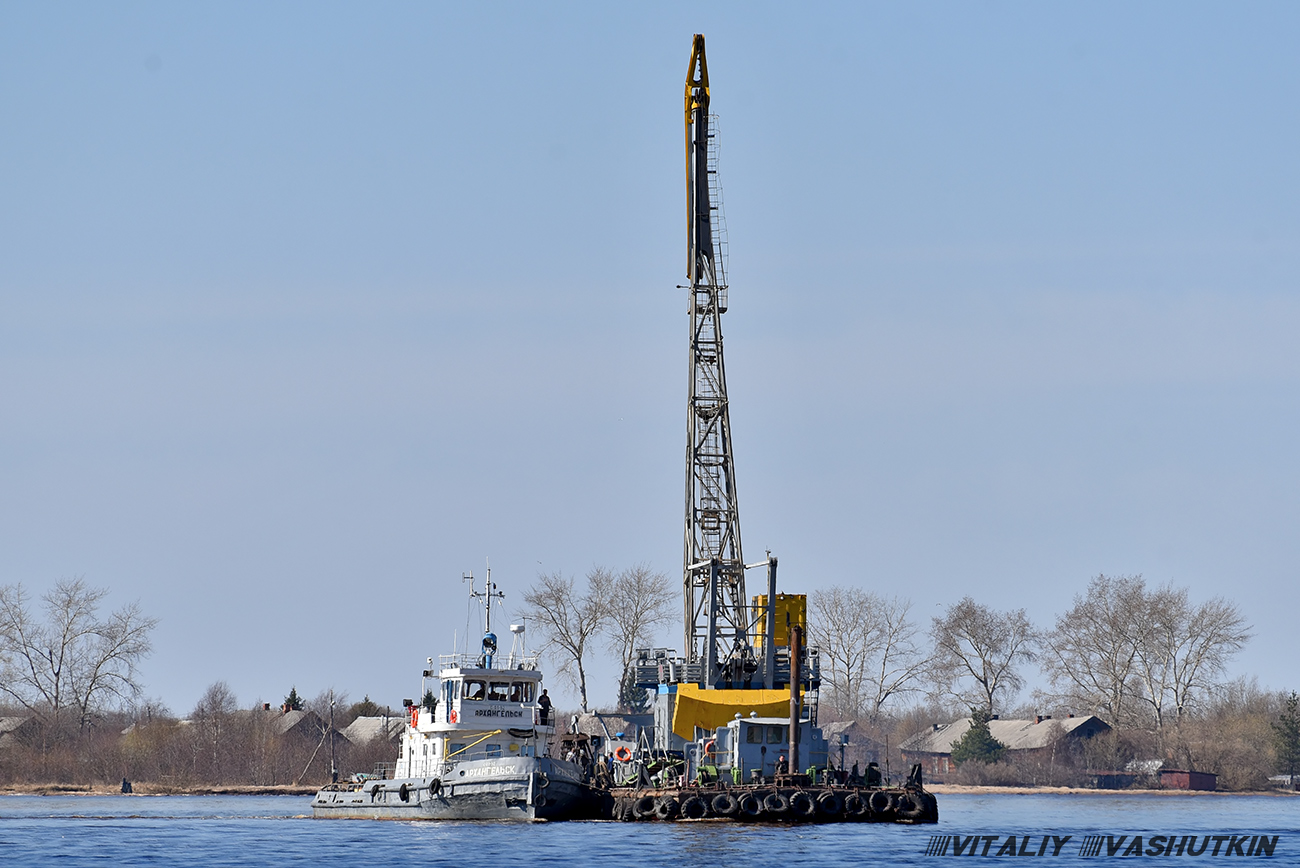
[808,587,927,722]
[930,597,1037,714]
[0,577,158,734]
[1132,584,1250,743]
[1041,574,1250,751]
[1041,574,1147,726]
[191,680,238,783]
[604,564,672,711]
[522,568,614,712]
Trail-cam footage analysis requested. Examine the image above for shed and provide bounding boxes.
[1160,769,1217,791]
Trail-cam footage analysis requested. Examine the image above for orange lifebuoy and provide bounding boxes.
[703,739,716,758]
[449,709,459,724]
[409,707,419,727]
[614,745,632,762]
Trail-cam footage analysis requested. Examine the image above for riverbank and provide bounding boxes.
[0,783,318,796]
[4,782,1295,797]
[928,783,1299,796]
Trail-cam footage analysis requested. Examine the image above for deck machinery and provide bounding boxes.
[607,35,936,825]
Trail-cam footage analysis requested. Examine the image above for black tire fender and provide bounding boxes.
[868,790,895,816]
[789,790,816,819]
[897,792,926,820]
[711,792,740,816]
[816,791,843,816]
[680,795,707,820]
[654,797,680,821]
[632,795,657,820]
[762,791,790,815]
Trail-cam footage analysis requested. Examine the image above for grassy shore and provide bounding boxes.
[927,784,1298,796]
[0,783,319,796]
[4,782,1294,797]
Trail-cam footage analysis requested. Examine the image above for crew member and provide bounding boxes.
[538,688,552,725]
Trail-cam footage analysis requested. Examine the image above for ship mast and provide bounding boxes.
[682,34,751,688]
[465,568,505,668]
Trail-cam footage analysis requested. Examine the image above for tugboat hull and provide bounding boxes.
[312,757,599,821]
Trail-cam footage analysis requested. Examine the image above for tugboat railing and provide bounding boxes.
[439,652,540,671]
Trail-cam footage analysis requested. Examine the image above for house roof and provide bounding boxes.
[575,712,652,739]
[0,716,34,735]
[273,709,322,736]
[341,715,404,744]
[900,715,1109,754]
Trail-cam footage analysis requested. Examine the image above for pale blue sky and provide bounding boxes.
[3,3,1299,714]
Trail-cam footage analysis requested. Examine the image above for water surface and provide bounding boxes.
[1,792,1296,866]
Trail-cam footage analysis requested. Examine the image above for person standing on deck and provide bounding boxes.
[538,689,552,725]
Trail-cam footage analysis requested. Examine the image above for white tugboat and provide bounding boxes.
[312,573,602,821]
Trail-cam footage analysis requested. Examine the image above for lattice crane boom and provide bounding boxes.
[682,34,753,687]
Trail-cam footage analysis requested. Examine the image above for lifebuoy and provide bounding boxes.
[449,709,458,723]
[614,746,633,762]
[409,707,419,727]
[702,739,716,758]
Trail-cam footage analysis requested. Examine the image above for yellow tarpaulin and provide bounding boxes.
[670,684,799,740]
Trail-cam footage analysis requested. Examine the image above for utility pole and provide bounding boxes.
[682,33,751,688]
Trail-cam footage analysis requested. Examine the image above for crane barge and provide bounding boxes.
[599,34,938,825]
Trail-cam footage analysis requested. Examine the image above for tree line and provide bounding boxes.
[3,572,1295,790]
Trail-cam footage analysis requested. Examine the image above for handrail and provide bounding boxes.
[446,729,503,759]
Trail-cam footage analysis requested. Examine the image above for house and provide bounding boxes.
[899,714,1111,779]
[269,708,327,739]
[341,715,404,746]
[0,716,39,749]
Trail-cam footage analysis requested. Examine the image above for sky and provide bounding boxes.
[3,3,1299,716]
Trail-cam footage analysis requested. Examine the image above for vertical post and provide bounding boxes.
[329,689,338,784]
[763,556,777,689]
[788,623,802,777]
[704,558,719,688]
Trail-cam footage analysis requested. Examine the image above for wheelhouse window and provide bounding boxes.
[745,724,763,744]
[443,681,459,704]
[767,725,787,744]
[485,744,502,758]
[488,682,510,701]
[464,680,486,701]
[510,682,535,703]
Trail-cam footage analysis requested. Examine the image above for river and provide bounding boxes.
[1,792,1297,865]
